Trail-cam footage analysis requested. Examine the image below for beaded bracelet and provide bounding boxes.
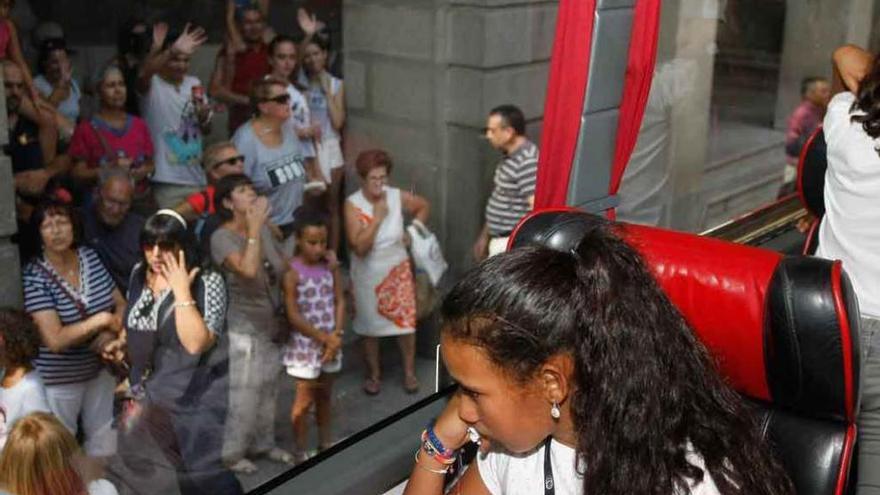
[421,422,457,465]
[414,449,449,475]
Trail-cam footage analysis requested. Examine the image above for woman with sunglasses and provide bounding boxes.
[174,141,246,222]
[210,173,294,473]
[117,209,242,494]
[232,76,320,239]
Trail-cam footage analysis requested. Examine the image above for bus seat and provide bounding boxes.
[509,209,860,495]
[797,126,827,255]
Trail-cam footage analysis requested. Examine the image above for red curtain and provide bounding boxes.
[533,0,596,209]
[607,0,663,219]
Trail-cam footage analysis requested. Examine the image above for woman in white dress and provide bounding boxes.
[344,149,429,395]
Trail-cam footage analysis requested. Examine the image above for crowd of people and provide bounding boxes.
[0,2,544,494]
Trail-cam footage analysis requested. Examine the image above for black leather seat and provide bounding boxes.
[797,127,827,255]
[510,209,861,495]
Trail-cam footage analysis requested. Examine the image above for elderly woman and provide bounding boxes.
[22,200,126,459]
[344,149,429,395]
[119,209,242,494]
[404,216,793,495]
[69,64,155,214]
[211,174,293,473]
[232,76,320,239]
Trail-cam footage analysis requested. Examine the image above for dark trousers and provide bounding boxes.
[113,401,243,495]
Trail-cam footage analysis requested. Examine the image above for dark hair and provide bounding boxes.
[236,4,262,22]
[440,217,793,495]
[139,211,201,268]
[117,17,149,58]
[489,104,526,136]
[213,173,255,223]
[0,308,40,368]
[292,206,328,237]
[355,149,392,178]
[250,75,288,115]
[304,33,331,54]
[30,199,81,250]
[852,53,880,142]
[800,76,826,97]
[269,34,297,57]
[37,38,70,74]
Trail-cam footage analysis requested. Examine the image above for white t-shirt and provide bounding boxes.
[817,92,880,319]
[286,84,316,157]
[35,75,81,123]
[0,370,51,450]
[141,74,207,187]
[476,439,721,495]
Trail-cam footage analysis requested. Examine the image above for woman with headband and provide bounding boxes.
[116,209,242,494]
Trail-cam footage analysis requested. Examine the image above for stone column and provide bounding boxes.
[0,72,22,308]
[774,0,875,129]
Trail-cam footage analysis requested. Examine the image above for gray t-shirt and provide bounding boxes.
[232,121,315,227]
[210,225,287,332]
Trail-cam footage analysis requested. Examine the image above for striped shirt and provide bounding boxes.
[485,140,539,235]
[23,247,116,386]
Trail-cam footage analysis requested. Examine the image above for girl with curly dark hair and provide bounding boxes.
[0,308,50,450]
[404,217,793,495]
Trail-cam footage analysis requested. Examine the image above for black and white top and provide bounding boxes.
[23,247,116,386]
[125,264,229,410]
[485,140,539,236]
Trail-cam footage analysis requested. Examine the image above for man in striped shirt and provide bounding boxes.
[473,104,540,260]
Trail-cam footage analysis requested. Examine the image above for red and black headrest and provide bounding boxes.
[797,126,827,218]
[509,209,860,423]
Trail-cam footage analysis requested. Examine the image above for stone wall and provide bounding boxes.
[343,0,557,278]
[0,72,21,308]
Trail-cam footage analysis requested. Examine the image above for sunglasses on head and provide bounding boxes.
[211,155,245,169]
[262,93,291,105]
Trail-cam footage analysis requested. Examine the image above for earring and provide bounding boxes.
[550,401,561,419]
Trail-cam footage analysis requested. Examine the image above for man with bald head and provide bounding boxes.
[82,170,146,291]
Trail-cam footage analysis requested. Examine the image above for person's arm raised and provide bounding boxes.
[833,44,873,94]
[138,23,207,94]
[219,197,270,279]
[162,250,216,354]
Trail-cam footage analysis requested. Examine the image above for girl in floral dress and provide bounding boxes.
[282,210,344,461]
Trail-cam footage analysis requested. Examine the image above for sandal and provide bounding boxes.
[227,458,259,474]
[404,375,420,394]
[363,377,381,395]
[266,447,296,465]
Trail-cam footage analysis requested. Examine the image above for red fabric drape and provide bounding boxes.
[534,0,596,209]
[607,0,662,220]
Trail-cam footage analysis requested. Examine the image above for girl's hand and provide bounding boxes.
[161,250,200,299]
[320,333,342,363]
[432,394,475,453]
[297,8,325,36]
[320,72,333,95]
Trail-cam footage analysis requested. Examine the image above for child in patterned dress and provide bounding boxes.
[281,210,344,461]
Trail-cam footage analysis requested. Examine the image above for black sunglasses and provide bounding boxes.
[142,240,178,252]
[211,155,245,169]
[262,93,291,105]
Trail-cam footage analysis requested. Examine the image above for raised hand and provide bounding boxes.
[245,196,270,233]
[297,8,325,36]
[161,250,200,298]
[152,22,169,51]
[373,196,389,221]
[171,23,208,56]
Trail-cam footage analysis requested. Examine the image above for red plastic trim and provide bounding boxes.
[796,126,823,215]
[835,423,857,495]
[801,218,820,256]
[831,261,856,422]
